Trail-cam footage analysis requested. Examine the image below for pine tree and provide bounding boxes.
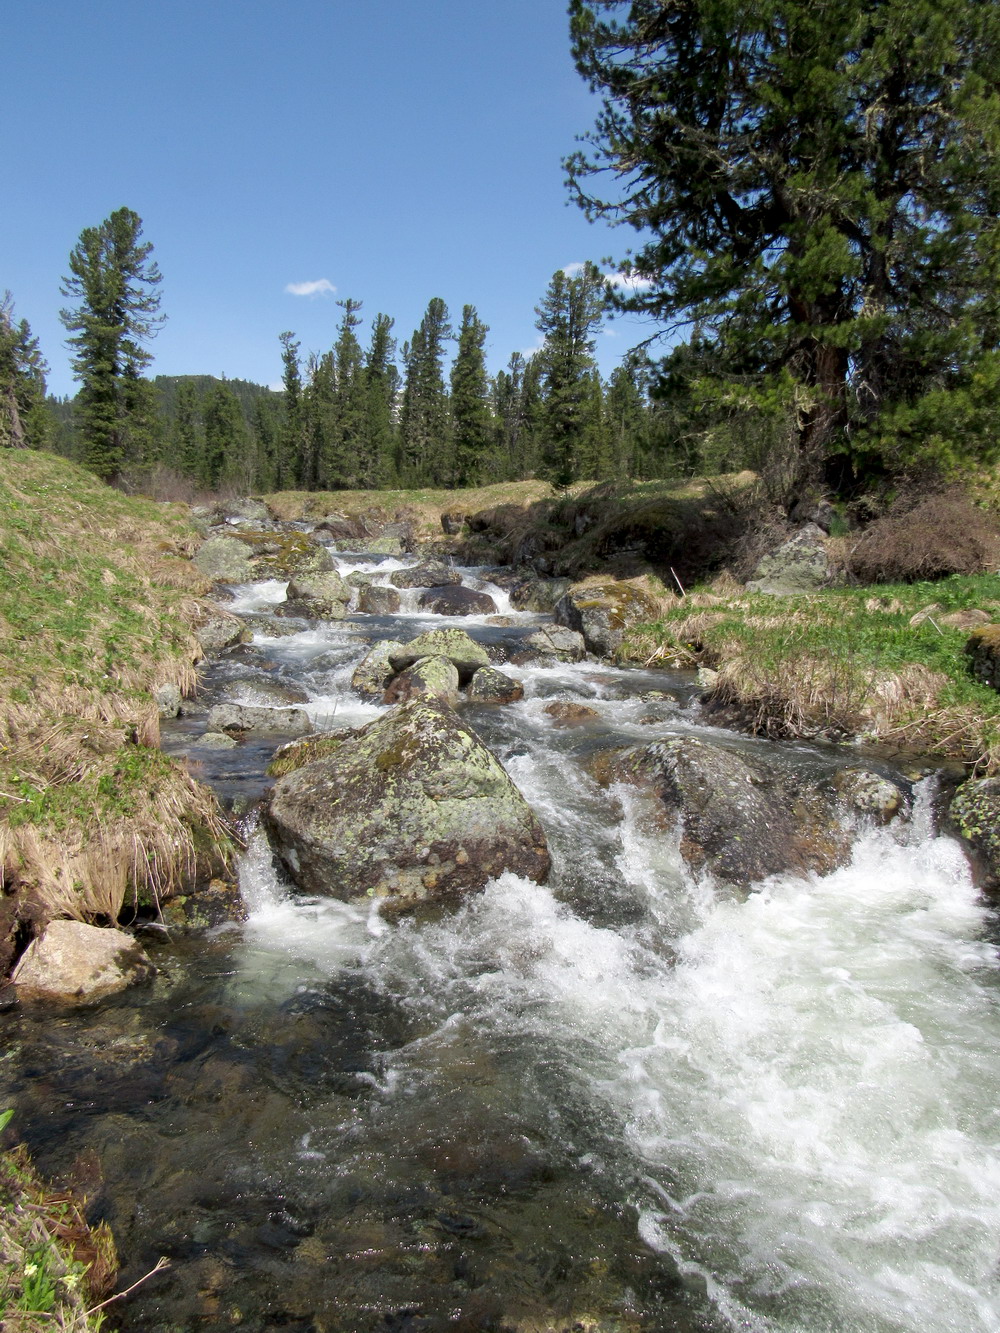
[278,331,306,489]
[0,292,51,450]
[535,263,607,485]
[605,361,648,478]
[172,379,205,480]
[325,298,366,488]
[59,207,164,481]
[361,313,398,488]
[399,298,452,484]
[567,0,1000,492]
[451,305,493,486]
[203,381,248,489]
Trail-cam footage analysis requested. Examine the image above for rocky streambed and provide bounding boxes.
[5,511,1000,1333]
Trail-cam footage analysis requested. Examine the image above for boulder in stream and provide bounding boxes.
[352,639,407,699]
[358,584,401,614]
[277,571,351,619]
[384,655,460,706]
[13,921,155,1005]
[599,735,847,887]
[467,667,524,704]
[418,585,497,616]
[194,535,254,583]
[206,703,312,735]
[554,582,660,658]
[265,698,551,913]
[390,561,462,589]
[389,629,491,681]
[948,777,1000,888]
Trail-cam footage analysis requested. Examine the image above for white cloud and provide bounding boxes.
[284,278,336,297]
[606,269,653,293]
[561,261,587,277]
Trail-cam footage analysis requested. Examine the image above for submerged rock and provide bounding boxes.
[265,698,551,913]
[832,768,908,824]
[544,701,600,726]
[418,585,497,616]
[554,582,660,657]
[599,735,847,887]
[13,921,155,1005]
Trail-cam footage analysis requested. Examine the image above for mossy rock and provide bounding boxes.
[554,582,660,657]
[384,655,460,706]
[265,698,551,914]
[948,776,1000,888]
[389,628,490,681]
[233,530,335,579]
[268,731,351,777]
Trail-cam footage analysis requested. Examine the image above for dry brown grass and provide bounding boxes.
[846,488,1000,583]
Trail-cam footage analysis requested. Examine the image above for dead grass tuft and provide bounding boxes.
[847,488,1000,583]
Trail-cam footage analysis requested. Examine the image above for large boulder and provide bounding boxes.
[13,921,155,1005]
[265,699,551,913]
[598,736,847,887]
[384,655,460,706]
[746,525,838,595]
[235,531,336,579]
[554,582,660,657]
[194,536,254,583]
[351,639,407,699]
[334,536,405,556]
[390,562,462,589]
[221,497,271,523]
[194,610,252,654]
[277,571,351,619]
[418,585,497,616]
[523,626,586,663]
[358,584,401,615]
[389,629,491,681]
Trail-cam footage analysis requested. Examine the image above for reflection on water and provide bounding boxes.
[4,549,1000,1333]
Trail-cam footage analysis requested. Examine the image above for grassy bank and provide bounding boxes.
[0,450,232,932]
[622,575,1000,771]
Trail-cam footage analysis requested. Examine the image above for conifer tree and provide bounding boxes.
[451,305,493,486]
[0,292,50,450]
[399,298,452,484]
[362,313,398,488]
[326,298,366,488]
[567,0,1000,491]
[59,207,164,481]
[278,331,306,489]
[203,380,248,489]
[535,263,607,484]
[172,379,205,480]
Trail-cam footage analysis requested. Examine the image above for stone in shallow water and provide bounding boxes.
[358,584,401,615]
[466,667,524,704]
[384,655,460,706]
[389,628,491,681]
[351,639,406,699]
[206,703,311,735]
[265,697,551,913]
[418,585,497,616]
[13,921,155,1004]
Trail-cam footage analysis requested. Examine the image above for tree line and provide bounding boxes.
[1,215,688,493]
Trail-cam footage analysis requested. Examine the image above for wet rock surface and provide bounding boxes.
[418,584,497,616]
[265,698,551,912]
[554,581,660,657]
[598,735,848,886]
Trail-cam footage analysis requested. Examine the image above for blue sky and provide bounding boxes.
[5,0,656,399]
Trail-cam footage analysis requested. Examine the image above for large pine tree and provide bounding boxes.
[0,292,50,450]
[451,305,493,486]
[399,298,452,484]
[535,263,607,485]
[59,207,164,481]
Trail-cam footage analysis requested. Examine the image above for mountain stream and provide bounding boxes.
[4,542,1000,1333]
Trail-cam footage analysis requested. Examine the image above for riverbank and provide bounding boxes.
[621,575,1000,772]
[0,451,232,962]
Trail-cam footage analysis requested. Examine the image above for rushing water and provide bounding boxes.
[4,544,1000,1333]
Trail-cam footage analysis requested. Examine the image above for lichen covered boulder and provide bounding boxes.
[554,582,660,657]
[467,667,524,704]
[599,735,846,887]
[265,698,551,913]
[948,777,1000,888]
[965,625,1000,691]
[389,629,491,681]
[278,571,351,619]
[390,561,462,589]
[384,655,460,706]
[351,639,406,699]
[746,525,837,595]
[194,536,254,583]
[13,921,155,1005]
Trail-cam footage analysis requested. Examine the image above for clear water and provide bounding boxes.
[4,552,1000,1333]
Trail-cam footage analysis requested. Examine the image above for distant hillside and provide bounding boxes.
[152,374,280,424]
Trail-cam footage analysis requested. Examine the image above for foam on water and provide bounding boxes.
[241,777,1000,1332]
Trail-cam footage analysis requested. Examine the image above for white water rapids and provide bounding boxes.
[228,556,1000,1333]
